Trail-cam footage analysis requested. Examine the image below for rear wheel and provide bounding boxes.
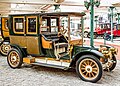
[76,55,102,83]
[7,48,23,69]
[87,32,90,38]
[0,41,11,56]
[84,31,89,38]
[103,34,111,41]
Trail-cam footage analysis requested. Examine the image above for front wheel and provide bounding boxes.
[87,32,97,39]
[76,55,103,83]
[7,48,23,69]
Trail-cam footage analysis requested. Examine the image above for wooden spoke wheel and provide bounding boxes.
[76,55,102,83]
[0,42,11,56]
[7,49,23,69]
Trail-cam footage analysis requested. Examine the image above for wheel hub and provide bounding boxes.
[5,46,10,50]
[11,56,17,62]
[0,43,11,55]
[85,65,92,73]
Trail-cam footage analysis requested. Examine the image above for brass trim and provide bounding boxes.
[23,57,35,64]
[69,39,83,45]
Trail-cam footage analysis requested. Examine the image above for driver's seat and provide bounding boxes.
[54,42,68,60]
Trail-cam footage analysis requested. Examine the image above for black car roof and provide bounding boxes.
[9,12,85,17]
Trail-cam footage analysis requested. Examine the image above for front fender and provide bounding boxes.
[73,49,104,60]
[90,50,104,57]
[70,50,104,67]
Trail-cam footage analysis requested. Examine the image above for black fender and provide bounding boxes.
[10,44,27,57]
[70,50,104,67]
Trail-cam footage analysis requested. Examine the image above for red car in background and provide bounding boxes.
[87,23,116,38]
[106,24,120,37]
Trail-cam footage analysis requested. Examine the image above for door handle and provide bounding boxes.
[24,34,26,36]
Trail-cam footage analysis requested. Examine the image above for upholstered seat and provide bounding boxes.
[55,43,68,48]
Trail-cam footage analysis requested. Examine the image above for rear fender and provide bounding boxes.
[10,44,27,57]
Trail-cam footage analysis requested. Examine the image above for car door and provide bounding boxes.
[1,17,9,39]
[10,16,27,47]
[26,15,40,55]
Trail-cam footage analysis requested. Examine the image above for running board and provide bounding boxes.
[31,62,69,70]
[23,57,71,70]
[31,58,70,70]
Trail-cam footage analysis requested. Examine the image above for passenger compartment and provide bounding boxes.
[41,32,68,59]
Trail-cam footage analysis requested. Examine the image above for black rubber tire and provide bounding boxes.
[76,55,103,83]
[87,32,90,38]
[87,32,97,39]
[7,48,23,69]
[103,34,111,41]
[109,55,117,71]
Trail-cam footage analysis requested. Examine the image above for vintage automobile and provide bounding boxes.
[7,12,117,83]
[87,23,116,38]
[0,17,11,55]
[105,24,120,40]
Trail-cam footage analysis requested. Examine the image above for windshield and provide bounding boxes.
[60,16,82,40]
[40,17,59,34]
[70,17,81,40]
[40,16,82,40]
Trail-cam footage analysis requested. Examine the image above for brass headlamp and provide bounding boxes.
[109,47,118,55]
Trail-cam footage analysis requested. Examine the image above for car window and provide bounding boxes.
[40,18,49,33]
[40,17,58,33]
[70,17,82,40]
[13,16,25,34]
[28,18,36,32]
[51,18,58,32]
[26,16,37,34]
[14,18,24,32]
[5,19,9,30]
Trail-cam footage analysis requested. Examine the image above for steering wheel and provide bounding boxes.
[58,27,68,42]
[58,27,67,37]
[60,26,67,34]
[62,29,67,34]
